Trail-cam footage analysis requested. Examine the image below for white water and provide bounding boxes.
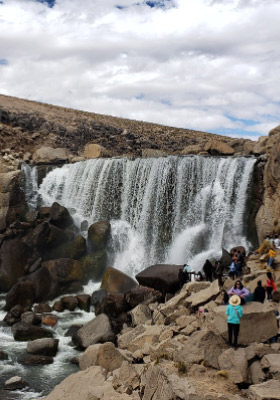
[34,155,256,274]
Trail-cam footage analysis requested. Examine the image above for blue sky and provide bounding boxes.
[1,0,280,139]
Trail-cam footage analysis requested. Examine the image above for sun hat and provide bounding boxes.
[229,295,241,306]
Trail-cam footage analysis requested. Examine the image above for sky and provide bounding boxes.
[0,0,280,140]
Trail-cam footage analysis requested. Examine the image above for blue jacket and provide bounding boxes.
[226,304,243,324]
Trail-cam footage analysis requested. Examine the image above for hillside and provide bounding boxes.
[0,94,242,165]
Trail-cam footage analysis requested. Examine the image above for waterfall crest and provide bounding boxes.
[32,156,255,275]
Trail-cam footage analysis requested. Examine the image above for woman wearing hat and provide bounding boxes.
[226,294,243,349]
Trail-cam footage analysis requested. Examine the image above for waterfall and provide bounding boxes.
[21,163,39,211]
[30,156,255,275]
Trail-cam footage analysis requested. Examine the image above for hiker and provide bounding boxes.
[203,259,213,282]
[266,271,276,300]
[215,260,224,287]
[253,280,266,303]
[268,247,276,269]
[226,294,243,349]
[236,250,244,276]
[228,280,250,305]
[229,261,236,280]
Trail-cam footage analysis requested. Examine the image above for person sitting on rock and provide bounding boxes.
[226,294,243,349]
[228,280,250,305]
[253,280,266,303]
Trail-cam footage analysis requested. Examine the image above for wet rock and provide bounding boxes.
[80,251,107,281]
[65,324,82,338]
[0,349,8,360]
[91,289,107,307]
[52,300,64,312]
[4,376,29,390]
[33,303,52,313]
[42,314,58,327]
[27,338,59,356]
[76,294,91,312]
[49,202,73,229]
[12,322,54,341]
[136,264,183,294]
[61,296,78,311]
[5,281,35,311]
[87,221,111,251]
[43,258,83,283]
[21,311,41,325]
[20,354,54,365]
[72,313,115,349]
[101,266,138,294]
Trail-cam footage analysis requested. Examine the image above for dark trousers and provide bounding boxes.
[267,286,273,300]
[228,323,240,347]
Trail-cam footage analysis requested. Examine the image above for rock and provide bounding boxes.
[204,140,234,155]
[65,325,82,337]
[52,300,64,312]
[124,286,163,309]
[94,293,129,319]
[136,264,183,294]
[128,304,152,327]
[36,366,113,400]
[84,143,111,158]
[101,266,138,294]
[20,354,54,365]
[43,258,83,283]
[49,202,73,229]
[5,281,35,311]
[186,279,220,308]
[42,314,58,327]
[61,296,78,311]
[87,221,111,251]
[218,347,248,383]
[249,360,266,384]
[208,302,278,346]
[118,324,167,353]
[4,376,28,390]
[72,313,115,349]
[80,251,107,281]
[0,349,8,360]
[261,354,280,379]
[141,149,167,157]
[91,289,107,307]
[0,238,30,291]
[33,303,52,313]
[76,294,91,312]
[249,379,280,400]
[180,144,202,155]
[32,146,69,164]
[79,342,127,372]
[21,311,41,325]
[12,322,54,341]
[27,338,59,356]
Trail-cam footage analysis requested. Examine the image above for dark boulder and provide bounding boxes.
[27,338,59,356]
[65,324,82,338]
[0,350,8,360]
[61,296,78,311]
[0,238,30,291]
[52,300,64,312]
[49,202,73,229]
[21,311,41,326]
[91,289,107,307]
[80,250,107,282]
[87,221,111,251]
[94,293,129,319]
[12,322,54,341]
[76,294,91,312]
[46,235,87,261]
[33,303,52,313]
[43,258,83,283]
[101,266,138,294]
[135,264,183,294]
[124,285,163,309]
[5,282,35,311]
[20,355,53,365]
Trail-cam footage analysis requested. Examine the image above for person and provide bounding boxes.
[274,235,280,250]
[268,247,276,268]
[195,271,204,281]
[229,261,236,280]
[253,280,266,303]
[228,280,250,305]
[183,264,191,281]
[226,294,243,349]
[203,259,213,282]
[215,260,224,287]
[236,250,244,276]
[266,271,276,300]
[222,289,229,305]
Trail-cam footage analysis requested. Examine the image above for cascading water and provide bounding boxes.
[35,155,256,275]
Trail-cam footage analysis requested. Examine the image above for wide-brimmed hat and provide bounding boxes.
[229,295,241,306]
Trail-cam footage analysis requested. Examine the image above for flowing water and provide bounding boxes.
[3,155,256,398]
[34,155,256,274]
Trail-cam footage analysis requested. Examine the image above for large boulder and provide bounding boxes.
[124,285,163,309]
[218,347,248,384]
[208,302,278,346]
[185,279,220,308]
[72,313,115,349]
[249,379,280,400]
[5,281,35,311]
[80,251,107,281]
[79,342,127,372]
[12,322,54,341]
[43,258,84,283]
[47,235,87,261]
[0,238,30,291]
[27,338,59,357]
[84,143,111,159]
[49,202,73,229]
[32,146,69,164]
[87,221,111,251]
[101,266,138,294]
[261,354,280,379]
[136,264,183,294]
[204,140,234,155]
[94,293,129,319]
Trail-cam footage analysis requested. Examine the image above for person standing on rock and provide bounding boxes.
[267,247,276,269]
[203,259,213,282]
[253,280,266,303]
[266,272,276,300]
[226,294,243,349]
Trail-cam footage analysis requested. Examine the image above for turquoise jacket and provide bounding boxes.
[226,304,243,324]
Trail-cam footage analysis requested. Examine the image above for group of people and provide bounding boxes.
[229,249,245,279]
[255,234,279,268]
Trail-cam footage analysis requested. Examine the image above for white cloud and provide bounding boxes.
[0,0,279,138]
